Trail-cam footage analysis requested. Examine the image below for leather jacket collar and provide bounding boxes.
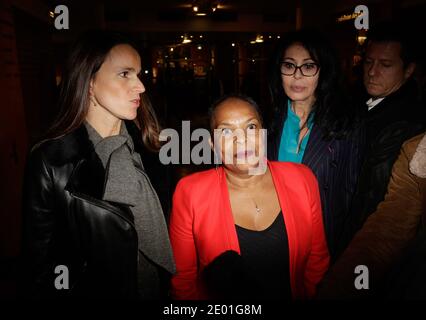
[50,122,147,222]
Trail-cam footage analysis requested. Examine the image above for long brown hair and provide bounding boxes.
[43,30,161,151]
[136,92,162,151]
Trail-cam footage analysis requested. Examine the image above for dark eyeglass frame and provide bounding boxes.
[280,61,320,77]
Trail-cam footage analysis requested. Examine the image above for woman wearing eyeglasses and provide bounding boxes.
[268,30,365,259]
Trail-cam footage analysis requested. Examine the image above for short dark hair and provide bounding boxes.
[367,22,416,67]
[208,94,263,131]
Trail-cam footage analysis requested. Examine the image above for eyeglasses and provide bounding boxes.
[280,62,320,77]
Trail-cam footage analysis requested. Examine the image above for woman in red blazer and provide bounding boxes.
[169,94,329,300]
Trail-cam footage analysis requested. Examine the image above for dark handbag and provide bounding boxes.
[201,250,259,300]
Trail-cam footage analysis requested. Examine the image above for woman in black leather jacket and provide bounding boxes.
[21,31,175,299]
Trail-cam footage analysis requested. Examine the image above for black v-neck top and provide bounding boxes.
[235,211,292,300]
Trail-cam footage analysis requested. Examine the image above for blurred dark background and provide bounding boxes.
[1,0,426,298]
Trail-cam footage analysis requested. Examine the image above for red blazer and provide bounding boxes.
[169,161,330,299]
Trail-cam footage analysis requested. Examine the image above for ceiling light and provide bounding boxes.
[192,1,218,16]
[255,35,264,43]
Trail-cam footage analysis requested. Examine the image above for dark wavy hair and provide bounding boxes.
[43,30,161,151]
[268,29,355,140]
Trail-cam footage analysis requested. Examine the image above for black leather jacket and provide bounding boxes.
[21,121,171,299]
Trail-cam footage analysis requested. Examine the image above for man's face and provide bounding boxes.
[363,41,414,98]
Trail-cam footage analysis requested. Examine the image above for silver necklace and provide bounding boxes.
[252,198,261,213]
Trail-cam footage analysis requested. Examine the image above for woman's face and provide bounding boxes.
[281,43,319,106]
[212,98,265,174]
[89,44,145,122]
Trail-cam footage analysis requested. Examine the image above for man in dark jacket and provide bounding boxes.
[342,24,426,252]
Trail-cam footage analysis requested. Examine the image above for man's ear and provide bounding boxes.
[404,62,416,80]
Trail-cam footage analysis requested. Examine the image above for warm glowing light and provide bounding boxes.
[337,12,361,23]
[255,35,264,43]
[231,43,235,47]
[196,13,207,16]
[193,6,198,12]
[357,35,367,45]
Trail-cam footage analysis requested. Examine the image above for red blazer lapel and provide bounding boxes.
[269,161,298,295]
[218,167,241,254]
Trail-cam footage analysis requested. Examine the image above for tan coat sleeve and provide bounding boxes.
[316,135,425,299]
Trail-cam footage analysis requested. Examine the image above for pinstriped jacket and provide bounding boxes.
[268,116,365,258]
